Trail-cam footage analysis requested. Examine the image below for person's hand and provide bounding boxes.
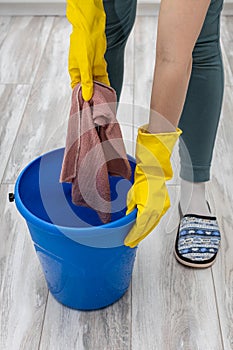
[124,125,182,248]
[67,0,110,101]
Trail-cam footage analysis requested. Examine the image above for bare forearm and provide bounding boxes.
[145,0,211,134]
[148,57,192,133]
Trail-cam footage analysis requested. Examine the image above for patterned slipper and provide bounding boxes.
[174,202,221,268]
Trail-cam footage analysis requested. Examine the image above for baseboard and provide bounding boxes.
[0,2,232,16]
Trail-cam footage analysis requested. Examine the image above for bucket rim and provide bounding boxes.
[14,148,137,235]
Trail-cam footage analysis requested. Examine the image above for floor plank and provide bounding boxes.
[0,184,48,350]
[3,17,71,184]
[221,40,233,87]
[0,16,54,84]
[132,15,156,156]
[133,16,157,126]
[124,28,135,86]
[221,15,233,43]
[0,16,12,47]
[132,187,224,350]
[208,86,233,350]
[221,16,233,83]
[0,84,31,183]
[117,84,134,156]
[39,289,131,350]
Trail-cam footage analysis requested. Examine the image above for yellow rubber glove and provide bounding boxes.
[66,0,110,101]
[124,124,182,248]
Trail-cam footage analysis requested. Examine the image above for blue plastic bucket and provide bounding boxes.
[13,148,137,310]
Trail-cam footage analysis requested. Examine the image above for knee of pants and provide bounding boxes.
[103,0,137,50]
[192,0,224,64]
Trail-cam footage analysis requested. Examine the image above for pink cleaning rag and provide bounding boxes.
[59,80,131,223]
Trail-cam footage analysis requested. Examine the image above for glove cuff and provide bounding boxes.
[138,124,182,151]
[135,124,183,180]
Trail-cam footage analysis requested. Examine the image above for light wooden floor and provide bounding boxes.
[0,14,233,350]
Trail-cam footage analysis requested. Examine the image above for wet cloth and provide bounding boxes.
[60,80,131,223]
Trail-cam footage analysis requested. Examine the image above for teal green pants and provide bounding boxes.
[103,0,225,182]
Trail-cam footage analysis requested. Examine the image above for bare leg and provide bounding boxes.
[147,0,211,134]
